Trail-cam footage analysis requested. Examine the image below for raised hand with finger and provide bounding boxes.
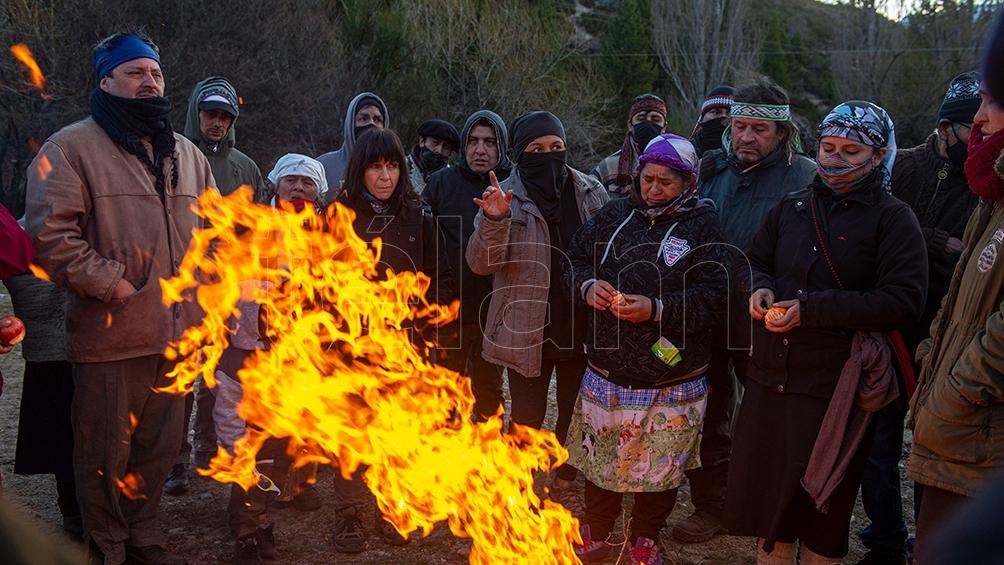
[472,170,513,219]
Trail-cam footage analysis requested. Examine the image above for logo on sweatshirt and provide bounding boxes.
[663,237,691,267]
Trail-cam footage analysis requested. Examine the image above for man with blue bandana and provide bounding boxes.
[26,32,214,565]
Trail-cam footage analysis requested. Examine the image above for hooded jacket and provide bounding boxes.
[317,92,390,203]
[183,77,265,200]
[422,110,511,326]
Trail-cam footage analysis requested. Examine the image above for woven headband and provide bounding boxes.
[701,96,733,114]
[730,102,791,121]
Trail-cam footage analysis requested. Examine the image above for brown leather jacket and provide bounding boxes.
[26,117,214,363]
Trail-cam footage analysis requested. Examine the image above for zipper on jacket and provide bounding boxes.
[920,165,949,226]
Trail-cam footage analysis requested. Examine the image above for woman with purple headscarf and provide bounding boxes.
[565,134,729,563]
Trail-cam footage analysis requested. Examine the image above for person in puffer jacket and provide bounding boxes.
[564,134,728,563]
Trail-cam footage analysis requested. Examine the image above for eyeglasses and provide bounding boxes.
[254,465,282,494]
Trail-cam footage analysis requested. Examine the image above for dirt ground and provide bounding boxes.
[0,288,913,564]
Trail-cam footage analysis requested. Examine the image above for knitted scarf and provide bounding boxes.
[965,123,1004,200]
[90,87,177,194]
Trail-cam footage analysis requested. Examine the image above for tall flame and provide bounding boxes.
[161,189,581,563]
[10,44,45,91]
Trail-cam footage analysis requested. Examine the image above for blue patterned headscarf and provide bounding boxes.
[818,101,897,192]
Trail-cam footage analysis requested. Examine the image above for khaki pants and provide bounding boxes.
[73,355,184,565]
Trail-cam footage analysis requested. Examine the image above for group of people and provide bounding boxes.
[1,27,1003,565]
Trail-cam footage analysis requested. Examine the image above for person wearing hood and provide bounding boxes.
[676,80,817,546]
[858,70,981,565]
[332,129,456,554]
[726,101,926,565]
[25,32,214,565]
[317,91,389,202]
[406,118,459,194]
[422,110,511,423]
[466,111,608,510]
[590,94,667,197]
[565,134,727,563]
[183,76,266,201]
[690,85,735,158]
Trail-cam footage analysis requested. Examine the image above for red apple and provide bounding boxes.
[0,315,26,347]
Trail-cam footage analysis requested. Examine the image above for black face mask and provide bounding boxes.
[354,123,378,140]
[632,121,663,151]
[517,150,567,223]
[696,117,729,153]
[945,137,969,169]
[419,147,449,173]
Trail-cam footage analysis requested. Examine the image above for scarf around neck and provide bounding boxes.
[965,123,1004,200]
[90,87,177,194]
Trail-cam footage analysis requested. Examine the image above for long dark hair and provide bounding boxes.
[340,128,420,216]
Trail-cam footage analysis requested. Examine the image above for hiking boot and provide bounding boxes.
[331,511,366,553]
[671,509,723,543]
[376,516,410,546]
[163,464,190,496]
[254,523,278,560]
[574,524,612,563]
[292,484,322,512]
[630,536,663,565]
[125,545,188,565]
[549,477,585,519]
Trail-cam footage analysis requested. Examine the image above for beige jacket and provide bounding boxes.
[26,117,214,363]
[465,167,607,378]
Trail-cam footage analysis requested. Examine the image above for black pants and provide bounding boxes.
[440,324,503,422]
[585,480,678,543]
[683,340,741,517]
[228,437,289,539]
[508,356,586,481]
[859,404,908,558]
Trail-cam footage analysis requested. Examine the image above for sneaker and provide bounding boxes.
[549,477,585,519]
[234,536,260,564]
[331,511,366,553]
[292,484,322,512]
[574,524,612,563]
[125,545,188,565]
[630,536,663,565]
[163,464,190,496]
[376,516,410,546]
[671,509,723,543]
[254,523,278,560]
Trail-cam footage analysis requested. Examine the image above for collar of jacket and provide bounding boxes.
[197,136,232,158]
[923,133,962,174]
[810,171,885,207]
[732,144,789,175]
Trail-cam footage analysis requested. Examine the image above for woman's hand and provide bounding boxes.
[749,288,775,320]
[473,170,513,219]
[609,294,653,323]
[765,299,801,333]
[585,279,617,310]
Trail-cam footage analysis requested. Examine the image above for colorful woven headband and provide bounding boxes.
[730,102,791,121]
[701,95,733,114]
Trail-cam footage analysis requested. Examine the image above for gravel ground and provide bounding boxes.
[0,288,914,563]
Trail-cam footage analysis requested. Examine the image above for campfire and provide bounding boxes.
[159,188,581,563]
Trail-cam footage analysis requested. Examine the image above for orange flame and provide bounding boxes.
[36,154,52,181]
[28,264,50,281]
[115,472,147,500]
[160,188,581,563]
[128,411,138,431]
[10,44,45,91]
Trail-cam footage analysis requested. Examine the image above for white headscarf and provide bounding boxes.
[267,153,329,198]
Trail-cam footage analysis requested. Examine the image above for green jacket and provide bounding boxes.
[183,77,266,201]
[908,153,1004,497]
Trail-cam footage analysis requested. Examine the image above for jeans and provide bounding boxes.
[858,404,908,558]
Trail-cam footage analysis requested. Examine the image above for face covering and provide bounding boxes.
[354,123,378,140]
[696,117,728,153]
[632,121,663,151]
[419,147,449,173]
[965,123,1004,199]
[816,153,877,191]
[517,150,568,224]
[946,139,969,169]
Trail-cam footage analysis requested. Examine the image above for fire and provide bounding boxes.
[10,44,45,91]
[37,154,52,181]
[160,188,581,563]
[115,472,147,500]
[28,264,50,281]
[128,411,138,431]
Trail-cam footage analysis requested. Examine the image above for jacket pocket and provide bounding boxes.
[914,376,990,464]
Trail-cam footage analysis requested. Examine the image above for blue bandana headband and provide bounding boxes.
[93,34,161,79]
[818,100,897,192]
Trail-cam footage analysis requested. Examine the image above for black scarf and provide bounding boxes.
[90,87,177,194]
[517,151,568,224]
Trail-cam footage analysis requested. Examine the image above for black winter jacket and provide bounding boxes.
[566,197,728,387]
[747,173,928,398]
[890,135,979,353]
